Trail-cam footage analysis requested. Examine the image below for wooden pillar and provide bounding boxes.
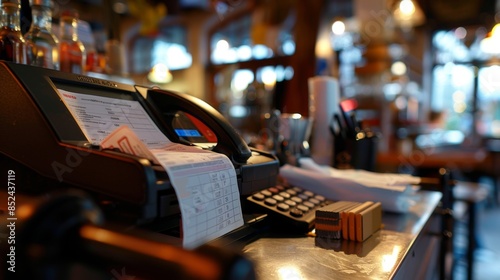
[282,0,324,116]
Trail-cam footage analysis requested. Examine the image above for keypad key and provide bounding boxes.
[309,198,320,205]
[252,193,265,201]
[292,187,302,193]
[286,189,297,196]
[285,200,297,207]
[290,208,304,217]
[277,203,290,212]
[264,198,277,206]
[314,195,326,202]
[297,205,309,212]
[268,187,280,194]
[303,191,314,197]
[279,192,291,199]
[298,194,309,201]
[272,195,284,202]
[291,196,303,204]
[261,190,272,197]
[303,201,315,208]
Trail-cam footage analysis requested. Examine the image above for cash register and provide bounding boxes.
[0,61,279,229]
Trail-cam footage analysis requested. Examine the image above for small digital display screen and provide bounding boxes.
[175,129,202,137]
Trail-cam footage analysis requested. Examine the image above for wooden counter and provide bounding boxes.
[377,148,494,174]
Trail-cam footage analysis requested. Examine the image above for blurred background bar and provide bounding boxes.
[2,0,500,279]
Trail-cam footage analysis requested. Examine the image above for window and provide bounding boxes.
[430,26,500,138]
[129,24,192,74]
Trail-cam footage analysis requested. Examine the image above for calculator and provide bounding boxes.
[246,184,334,233]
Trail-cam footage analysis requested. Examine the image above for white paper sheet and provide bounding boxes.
[58,89,244,248]
[279,158,422,213]
[57,89,170,147]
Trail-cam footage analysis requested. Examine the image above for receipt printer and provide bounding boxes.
[0,61,279,224]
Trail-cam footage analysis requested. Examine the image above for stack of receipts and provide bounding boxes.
[57,89,244,249]
[101,126,245,249]
[279,158,421,213]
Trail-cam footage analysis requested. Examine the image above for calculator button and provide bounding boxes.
[290,208,304,217]
[309,198,320,205]
[252,193,265,201]
[279,192,291,199]
[297,205,309,212]
[272,195,284,202]
[284,200,297,207]
[268,187,280,194]
[292,187,302,193]
[303,201,314,208]
[276,185,285,191]
[286,189,297,196]
[261,190,272,197]
[264,198,277,206]
[303,191,314,197]
[298,194,309,200]
[291,196,303,204]
[314,195,326,202]
[277,203,290,212]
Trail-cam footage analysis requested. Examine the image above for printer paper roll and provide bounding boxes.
[308,76,340,166]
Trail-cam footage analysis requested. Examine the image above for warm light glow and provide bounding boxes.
[316,35,333,59]
[393,0,425,29]
[492,23,500,37]
[399,0,415,16]
[480,23,500,55]
[148,63,172,84]
[277,266,302,280]
[453,90,467,113]
[382,246,402,272]
[391,61,407,76]
[454,102,467,113]
[331,20,345,35]
[261,68,277,90]
[17,204,35,219]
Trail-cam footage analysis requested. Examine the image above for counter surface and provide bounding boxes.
[242,191,442,280]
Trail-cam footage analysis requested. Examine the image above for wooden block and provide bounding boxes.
[355,202,382,242]
[316,201,358,239]
[341,202,361,240]
[348,201,374,241]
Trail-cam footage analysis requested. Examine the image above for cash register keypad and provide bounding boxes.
[247,184,333,233]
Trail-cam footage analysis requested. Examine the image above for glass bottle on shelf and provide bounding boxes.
[58,9,86,74]
[24,0,59,69]
[0,0,26,63]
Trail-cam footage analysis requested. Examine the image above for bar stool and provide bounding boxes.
[452,181,489,280]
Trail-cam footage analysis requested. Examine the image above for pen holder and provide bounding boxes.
[333,129,378,171]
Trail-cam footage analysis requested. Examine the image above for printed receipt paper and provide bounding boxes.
[57,89,244,249]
